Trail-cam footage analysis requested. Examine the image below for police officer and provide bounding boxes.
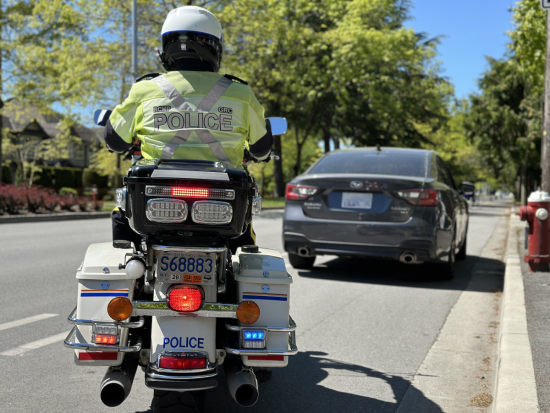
[106,5,273,251]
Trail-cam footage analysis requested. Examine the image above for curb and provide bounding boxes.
[493,211,539,412]
[0,211,111,224]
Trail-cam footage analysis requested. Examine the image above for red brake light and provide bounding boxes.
[159,355,207,370]
[172,188,209,197]
[166,285,204,312]
[93,334,117,344]
[397,189,438,206]
[285,184,319,201]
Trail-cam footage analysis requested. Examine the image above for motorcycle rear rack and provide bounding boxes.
[67,307,145,328]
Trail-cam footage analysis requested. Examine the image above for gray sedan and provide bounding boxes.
[282,148,469,279]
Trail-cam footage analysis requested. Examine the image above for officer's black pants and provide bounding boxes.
[112,209,256,253]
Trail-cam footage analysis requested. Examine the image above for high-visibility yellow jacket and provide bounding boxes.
[105,71,271,165]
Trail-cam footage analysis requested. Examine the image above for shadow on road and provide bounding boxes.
[203,351,443,413]
[297,255,504,293]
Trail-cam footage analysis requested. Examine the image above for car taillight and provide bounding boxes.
[159,355,207,370]
[397,189,438,206]
[145,186,235,200]
[285,184,319,201]
[166,285,204,312]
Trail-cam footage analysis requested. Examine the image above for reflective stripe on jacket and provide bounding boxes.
[108,71,268,165]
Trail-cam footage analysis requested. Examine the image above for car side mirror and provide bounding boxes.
[460,181,475,194]
[94,109,112,127]
[267,117,287,135]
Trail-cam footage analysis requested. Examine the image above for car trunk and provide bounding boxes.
[297,174,427,223]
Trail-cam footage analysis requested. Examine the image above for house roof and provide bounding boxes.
[3,104,102,143]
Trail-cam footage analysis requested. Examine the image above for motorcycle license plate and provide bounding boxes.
[156,252,216,285]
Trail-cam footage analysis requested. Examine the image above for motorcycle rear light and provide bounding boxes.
[93,334,118,345]
[242,329,266,349]
[285,184,319,201]
[191,201,233,224]
[93,323,118,336]
[146,198,188,222]
[397,189,438,206]
[166,285,204,312]
[146,185,235,200]
[159,355,207,370]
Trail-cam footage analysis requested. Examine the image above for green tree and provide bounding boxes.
[463,57,541,201]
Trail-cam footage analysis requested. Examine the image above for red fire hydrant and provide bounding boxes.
[517,190,550,272]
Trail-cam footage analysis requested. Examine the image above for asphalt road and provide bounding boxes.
[0,201,508,412]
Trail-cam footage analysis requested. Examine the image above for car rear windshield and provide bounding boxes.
[308,151,427,177]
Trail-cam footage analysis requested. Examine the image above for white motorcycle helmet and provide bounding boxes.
[159,6,223,72]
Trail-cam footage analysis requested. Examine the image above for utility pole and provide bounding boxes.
[541,3,550,192]
[131,0,138,80]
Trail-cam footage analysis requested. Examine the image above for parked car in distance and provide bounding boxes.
[282,148,470,279]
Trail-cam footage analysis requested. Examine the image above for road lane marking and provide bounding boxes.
[0,331,69,356]
[0,313,58,332]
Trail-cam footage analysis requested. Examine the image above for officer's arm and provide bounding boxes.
[104,87,138,153]
[248,94,273,161]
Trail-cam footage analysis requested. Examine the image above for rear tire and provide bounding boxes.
[253,367,273,382]
[288,253,315,269]
[456,237,467,261]
[152,390,205,413]
[434,238,456,280]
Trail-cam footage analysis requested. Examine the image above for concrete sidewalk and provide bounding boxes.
[493,211,539,412]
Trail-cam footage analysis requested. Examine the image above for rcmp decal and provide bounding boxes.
[163,337,205,349]
[242,292,288,302]
[80,289,129,297]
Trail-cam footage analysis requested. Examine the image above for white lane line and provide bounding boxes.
[0,331,69,357]
[0,313,58,332]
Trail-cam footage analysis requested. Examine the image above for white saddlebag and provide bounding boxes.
[73,242,138,366]
[234,247,293,367]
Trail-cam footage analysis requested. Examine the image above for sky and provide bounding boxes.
[406,0,517,99]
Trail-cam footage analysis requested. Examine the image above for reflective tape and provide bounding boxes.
[152,75,234,161]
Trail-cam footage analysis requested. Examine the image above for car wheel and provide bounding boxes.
[434,238,455,280]
[456,236,467,261]
[288,253,315,269]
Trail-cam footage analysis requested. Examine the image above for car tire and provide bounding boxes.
[456,236,467,261]
[288,253,315,269]
[152,390,205,413]
[435,238,456,280]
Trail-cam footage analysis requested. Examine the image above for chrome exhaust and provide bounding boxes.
[399,252,421,264]
[224,359,259,407]
[100,356,139,407]
[297,246,310,257]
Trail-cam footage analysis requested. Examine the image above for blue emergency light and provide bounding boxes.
[243,330,265,340]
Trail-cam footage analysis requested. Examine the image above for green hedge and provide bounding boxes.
[82,169,109,188]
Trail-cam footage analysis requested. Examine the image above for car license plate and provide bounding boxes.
[156,252,216,285]
[341,192,373,209]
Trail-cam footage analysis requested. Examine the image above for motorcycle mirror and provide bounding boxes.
[94,109,112,127]
[267,117,288,135]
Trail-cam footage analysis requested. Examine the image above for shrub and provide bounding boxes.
[60,187,78,196]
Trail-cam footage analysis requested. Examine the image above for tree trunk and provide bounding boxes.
[272,133,284,198]
[293,139,303,178]
[333,137,340,150]
[521,163,527,206]
[323,130,330,153]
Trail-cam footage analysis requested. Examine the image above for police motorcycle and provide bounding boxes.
[63,110,297,412]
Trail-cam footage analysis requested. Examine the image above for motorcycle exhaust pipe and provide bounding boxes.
[298,246,310,257]
[224,359,259,407]
[100,355,139,407]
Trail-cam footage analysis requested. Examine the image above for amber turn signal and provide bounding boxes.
[236,300,260,325]
[107,296,133,321]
